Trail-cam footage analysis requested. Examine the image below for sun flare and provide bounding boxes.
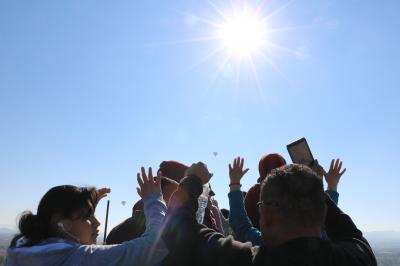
[175,0,298,86]
[218,10,267,58]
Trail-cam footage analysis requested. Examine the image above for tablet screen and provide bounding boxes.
[287,139,314,166]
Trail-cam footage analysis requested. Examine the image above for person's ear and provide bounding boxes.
[261,205,276,228]
[55,218,74,232]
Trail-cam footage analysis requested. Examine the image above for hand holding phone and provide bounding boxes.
[287,138,315,167]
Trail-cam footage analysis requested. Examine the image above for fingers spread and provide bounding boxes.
[137,173,144,187]
[334,159,340,170]
[239,158,244,169]
[339,168,347,176]
[338,161,343,171]
[154,173,161,187]
[148,167,153,182]
[141,167,148,183]
[330,159,334,171]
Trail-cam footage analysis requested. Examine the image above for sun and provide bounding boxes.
[173,0,298,86]
[218,10,267,58]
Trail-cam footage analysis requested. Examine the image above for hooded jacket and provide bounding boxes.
[5,192,168,266]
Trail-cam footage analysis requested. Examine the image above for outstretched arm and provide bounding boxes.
[324,159,346,205]
[228,157,263,245]
[72,167,168,266]
[162,164,253,266]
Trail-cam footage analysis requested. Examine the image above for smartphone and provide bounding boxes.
[287,137,314,167]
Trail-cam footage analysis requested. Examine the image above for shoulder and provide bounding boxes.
[202,231,253,265]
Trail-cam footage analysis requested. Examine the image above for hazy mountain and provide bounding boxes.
[364,231,400,249]
[0,228,16,247]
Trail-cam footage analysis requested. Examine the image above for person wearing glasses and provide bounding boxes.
[229,157,345,245]
[161,158,376,266]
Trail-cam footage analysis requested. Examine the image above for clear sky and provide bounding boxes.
[1,0,399,234]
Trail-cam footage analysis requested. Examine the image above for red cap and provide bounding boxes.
[258,153,286,182]
[244,183,261,229]
[158,160,189,183]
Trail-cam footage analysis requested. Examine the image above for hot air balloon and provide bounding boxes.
[213,152,218,157]
[121,201,126,206]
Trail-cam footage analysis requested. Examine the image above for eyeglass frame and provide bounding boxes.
[256,200,280,212]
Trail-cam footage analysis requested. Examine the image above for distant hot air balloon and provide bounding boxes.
[121,201,126,206]
[213,152,218,157]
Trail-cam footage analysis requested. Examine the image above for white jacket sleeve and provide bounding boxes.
[67,192,169,266]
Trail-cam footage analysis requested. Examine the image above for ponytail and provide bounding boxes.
[10,185,97,248]
[10,211,49,247]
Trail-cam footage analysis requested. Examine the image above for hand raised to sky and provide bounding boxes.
[137,167,162,198]
[325,159,346,191]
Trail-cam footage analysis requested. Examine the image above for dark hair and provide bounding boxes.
[10,185,97,248]
[220,208,230,219]
[260,164,326,228]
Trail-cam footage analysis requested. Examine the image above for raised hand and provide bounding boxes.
[311,159,326,178]
[185,162,213,184]
[229,157,249,189]
[137,167,161,198]
[95,187,111,206]
[325,159,346,191]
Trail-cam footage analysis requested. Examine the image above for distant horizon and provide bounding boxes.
[2,226,400,234]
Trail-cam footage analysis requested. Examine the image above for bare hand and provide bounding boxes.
[95,187,111,206]
[229,157,249,184]
[137,167,161,198]
[311,159,326,178]
[325,159,346,191]
[185,162,213,184]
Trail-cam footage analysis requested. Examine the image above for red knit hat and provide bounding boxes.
[244,184,261,229]
[244,153,286,228]
[158,160,189,183]
[257,153,287,182]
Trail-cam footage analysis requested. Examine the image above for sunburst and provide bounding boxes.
[170,0,301,91]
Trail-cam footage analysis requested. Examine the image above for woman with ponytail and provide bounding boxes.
[5,167,169,266]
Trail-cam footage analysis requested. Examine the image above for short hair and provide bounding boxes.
[260,164,325,228]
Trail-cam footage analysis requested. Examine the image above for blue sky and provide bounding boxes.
[0,0,399,234]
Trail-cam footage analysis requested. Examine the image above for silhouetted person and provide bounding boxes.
[106,176,178,244]
[229,157,345,245]
[6,167,168,266]
[244,153,287,229]
[162,159,377,266]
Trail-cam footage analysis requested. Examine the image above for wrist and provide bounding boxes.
[229,182,242,191]
[327,185,337,192]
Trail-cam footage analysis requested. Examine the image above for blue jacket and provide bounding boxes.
[228,189,339,246]
[5,192,169,266]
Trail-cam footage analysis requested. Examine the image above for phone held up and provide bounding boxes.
[286,137,315,167]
